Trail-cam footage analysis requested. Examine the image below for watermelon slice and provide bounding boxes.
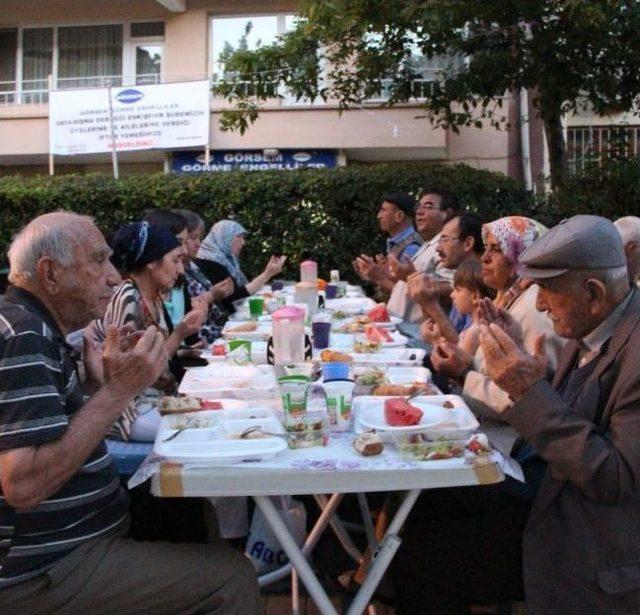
[201,400,223,410]
[211,343,227,356]
[384,397,424,426]
[368,304,390,322]
[365,325,393,343]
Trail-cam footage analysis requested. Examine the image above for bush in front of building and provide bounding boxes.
[546,157,640,221]
[0,163,535,279]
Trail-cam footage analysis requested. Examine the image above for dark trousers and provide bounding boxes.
[0,533,262,615]
[391,482,530,615]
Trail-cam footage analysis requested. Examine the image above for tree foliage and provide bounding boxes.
[215,0,640,187]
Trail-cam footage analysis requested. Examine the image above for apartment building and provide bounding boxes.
[1,0,629,182]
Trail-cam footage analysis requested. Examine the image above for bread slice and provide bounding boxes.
[226,321,258,333]
[353,431,384,456]
[159,396,202,415]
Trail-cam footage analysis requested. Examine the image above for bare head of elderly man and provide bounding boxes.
[614,216,640,283]
[7,211,121,334]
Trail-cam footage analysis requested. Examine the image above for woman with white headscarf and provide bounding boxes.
[194,220,286,314]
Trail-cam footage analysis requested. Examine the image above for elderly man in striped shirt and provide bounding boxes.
[0,212,261,615]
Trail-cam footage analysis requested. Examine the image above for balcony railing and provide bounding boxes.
[0,74,162,106]
[1,71,441,108]
[210,73,440,107]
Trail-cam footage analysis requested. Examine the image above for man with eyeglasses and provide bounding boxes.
[407,211,485,345]
[386,189,457,340]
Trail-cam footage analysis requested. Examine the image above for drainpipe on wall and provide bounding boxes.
[519,88,533,192]
[541,121,551,194]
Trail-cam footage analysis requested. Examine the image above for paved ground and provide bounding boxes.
[262,589,528,614]
[263,590,396,614]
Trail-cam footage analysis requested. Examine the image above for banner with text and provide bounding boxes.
[172,149,338,173]
[49,81,210,156]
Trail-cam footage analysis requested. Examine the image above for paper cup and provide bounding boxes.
[322,379,355,431]
[278,377,309,419]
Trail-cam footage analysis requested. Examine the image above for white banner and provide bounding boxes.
[49,80,210,156]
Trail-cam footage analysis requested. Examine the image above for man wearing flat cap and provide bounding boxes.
[478,215,640,613]
[352,191,423,296]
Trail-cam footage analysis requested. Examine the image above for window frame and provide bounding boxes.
[208,12,296,82]
[0,20,165,104]
[208,12,327,108]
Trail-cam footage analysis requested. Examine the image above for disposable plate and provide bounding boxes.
[349,347,426,365]
[222,321,272,341]
[353,395,479,440]
[325,297,377,314]
[184,364,258,388]
[154,409,287,464]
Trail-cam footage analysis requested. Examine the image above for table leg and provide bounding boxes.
[292,568,301,615]
[314,494,363,563]
[258,493,344,587]
[254,495,339,615]
[346,489,422,615]
[357,492,378,551]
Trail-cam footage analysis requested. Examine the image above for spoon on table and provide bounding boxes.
[405,388,427,401]
[162,427,187,442]
[239,426,288,440]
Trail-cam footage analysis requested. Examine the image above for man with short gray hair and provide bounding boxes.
[479,215,640,614]
[614,215,640,283]
[0,212,261,614]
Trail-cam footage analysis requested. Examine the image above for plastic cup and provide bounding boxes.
[228,339,251,364]
[278,376,309,418]
[321,361,350,381]
[322,379,355,431]
[325,284,338,299]
[312,321,331,349]
[248,297,264,320]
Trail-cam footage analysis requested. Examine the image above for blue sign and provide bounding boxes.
[115,89,145,104]
[172,149,338,173]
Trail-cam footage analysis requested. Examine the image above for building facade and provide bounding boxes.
[1,0,630,183]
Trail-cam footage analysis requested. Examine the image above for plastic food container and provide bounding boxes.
[285,410,329,448]
[392,433,467,461]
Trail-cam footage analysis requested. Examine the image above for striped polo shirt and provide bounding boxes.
[0,286,129,588]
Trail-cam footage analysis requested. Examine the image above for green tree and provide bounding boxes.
[215,0,640,188]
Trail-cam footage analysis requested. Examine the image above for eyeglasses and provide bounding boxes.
[438,235,461,243]
[415,205,442,213]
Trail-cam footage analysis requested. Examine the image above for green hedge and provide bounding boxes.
[546,158,640,220]
[0,163,535,279]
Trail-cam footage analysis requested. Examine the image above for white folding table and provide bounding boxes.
[146,435,503,615]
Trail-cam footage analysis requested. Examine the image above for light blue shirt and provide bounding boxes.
[164,286,185,326]
[387,225,421,261]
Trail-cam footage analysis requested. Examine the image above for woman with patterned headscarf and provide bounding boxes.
[431,215,564,414]
[194,220,287,314]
